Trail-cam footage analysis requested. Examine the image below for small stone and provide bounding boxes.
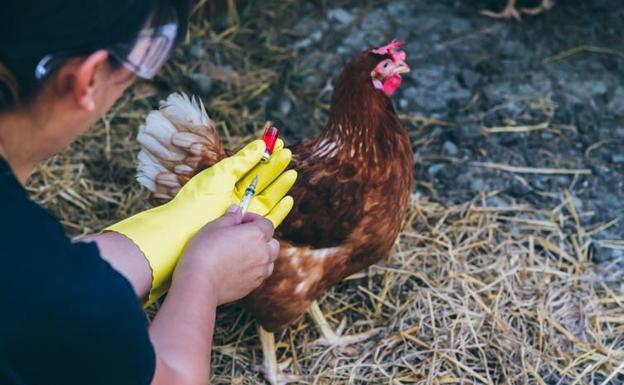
[310,30,323,42]
[279,98,292,116]
[570,195,584,211]
[541,132,555,140]
[458,124,482,140]
[328,8,355,25]
[459,69,480,89]
[483,81,513,101]
[427,164,445,178]
[584,80,608,96]
[292,16,318,35]
[430,127,443,137]
[190,41,206,58]
[361,9,390,32]
[294,37,313,49]
[294,29,323,49]
[612,154,624,164]
[448,18,472,34]
[187,73,213,95]
[258,96,271,109]
[499,40,524,57]
[553,176,571,188]
[608,87,624,115]
[342,29,367,51]
[470,177,485,193]
[386,2,410,19]
[533,177,548,190]
[486,196,508,208]
[442,140,459,156]
[564,79,608,104]
[402,87,418,103]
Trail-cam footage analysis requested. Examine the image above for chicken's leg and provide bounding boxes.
[481,0,554,20]
[481,0,521,21]
[520,0,555,15]
[309,301,380,347]
[254,326,302,385]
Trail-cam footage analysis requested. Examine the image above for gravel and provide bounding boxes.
[276,0,624,262]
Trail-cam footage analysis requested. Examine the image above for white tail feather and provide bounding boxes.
[143,111,180,149]
[137,128,185,161]
[137,175,157,192]
[156,173,182,188]
[171,132,209,148]
[137,150,167,193]
[160,93,210,127]
[174,164,194,174]
[137,150,166,178]
[135,92,220,195]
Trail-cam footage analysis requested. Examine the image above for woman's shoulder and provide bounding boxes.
[0,190,156,385]
[0,165,66,240]
[0,182,141,317]
[0,179,85,279]
[0,162,146,342]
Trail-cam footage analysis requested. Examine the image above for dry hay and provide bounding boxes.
[29,138,624,384]
[205,194,624,385]
[24,1,624,384]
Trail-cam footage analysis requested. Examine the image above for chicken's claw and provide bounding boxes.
[252,327,306,385]
[482,0,554,21]
[481,1,521,21]
[520,0,555,15]
[309,301,381,349]
[312,327,382,348]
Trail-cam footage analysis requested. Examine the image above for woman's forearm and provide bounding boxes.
[83,232,219,384]
[149,270,218,385]
[79,232,152,300]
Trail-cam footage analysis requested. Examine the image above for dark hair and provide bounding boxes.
[0,0,189,111]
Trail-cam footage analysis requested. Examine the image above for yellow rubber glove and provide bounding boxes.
[106,140,297,305]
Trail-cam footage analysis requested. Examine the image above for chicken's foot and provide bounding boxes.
[481,0,554,20]
[481,0,521,21]
[521,0,555,15]
[252,326,304,385]
[309,301,380,347]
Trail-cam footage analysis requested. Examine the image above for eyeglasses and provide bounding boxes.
[34,6,178,80]
[108,20,178,79]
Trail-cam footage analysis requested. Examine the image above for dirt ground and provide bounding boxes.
[37,0,622,257]
[229,0,624,262]
[29,0,624,384]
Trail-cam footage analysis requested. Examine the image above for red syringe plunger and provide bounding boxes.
[261,126,280,162]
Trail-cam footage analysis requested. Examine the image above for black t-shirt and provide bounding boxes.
[0,157,155,385]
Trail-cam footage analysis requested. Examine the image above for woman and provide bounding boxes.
[0,1,296,384]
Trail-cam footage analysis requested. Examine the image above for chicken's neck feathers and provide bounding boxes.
[313,87,404,166]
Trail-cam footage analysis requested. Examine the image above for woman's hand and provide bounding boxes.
[175,205,279,305]
[149,208,280,385]
[105,140,296,305]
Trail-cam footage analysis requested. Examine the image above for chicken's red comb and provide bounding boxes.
[371,40,406,62]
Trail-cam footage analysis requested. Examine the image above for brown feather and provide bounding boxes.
[240,51,413,331]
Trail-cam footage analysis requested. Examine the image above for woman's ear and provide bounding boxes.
[52,50,109,112]
[73,50,109,112]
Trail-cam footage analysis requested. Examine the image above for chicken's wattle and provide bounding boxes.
[374,74,403,96]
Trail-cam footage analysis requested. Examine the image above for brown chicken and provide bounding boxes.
[136,40,413,384]
[481,0,555,20]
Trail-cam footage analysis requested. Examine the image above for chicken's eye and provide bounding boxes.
[383,62,389,68]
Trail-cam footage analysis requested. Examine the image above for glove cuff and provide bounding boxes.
[104,202,202,306]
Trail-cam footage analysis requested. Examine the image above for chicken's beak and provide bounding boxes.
[394,61,410,75]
